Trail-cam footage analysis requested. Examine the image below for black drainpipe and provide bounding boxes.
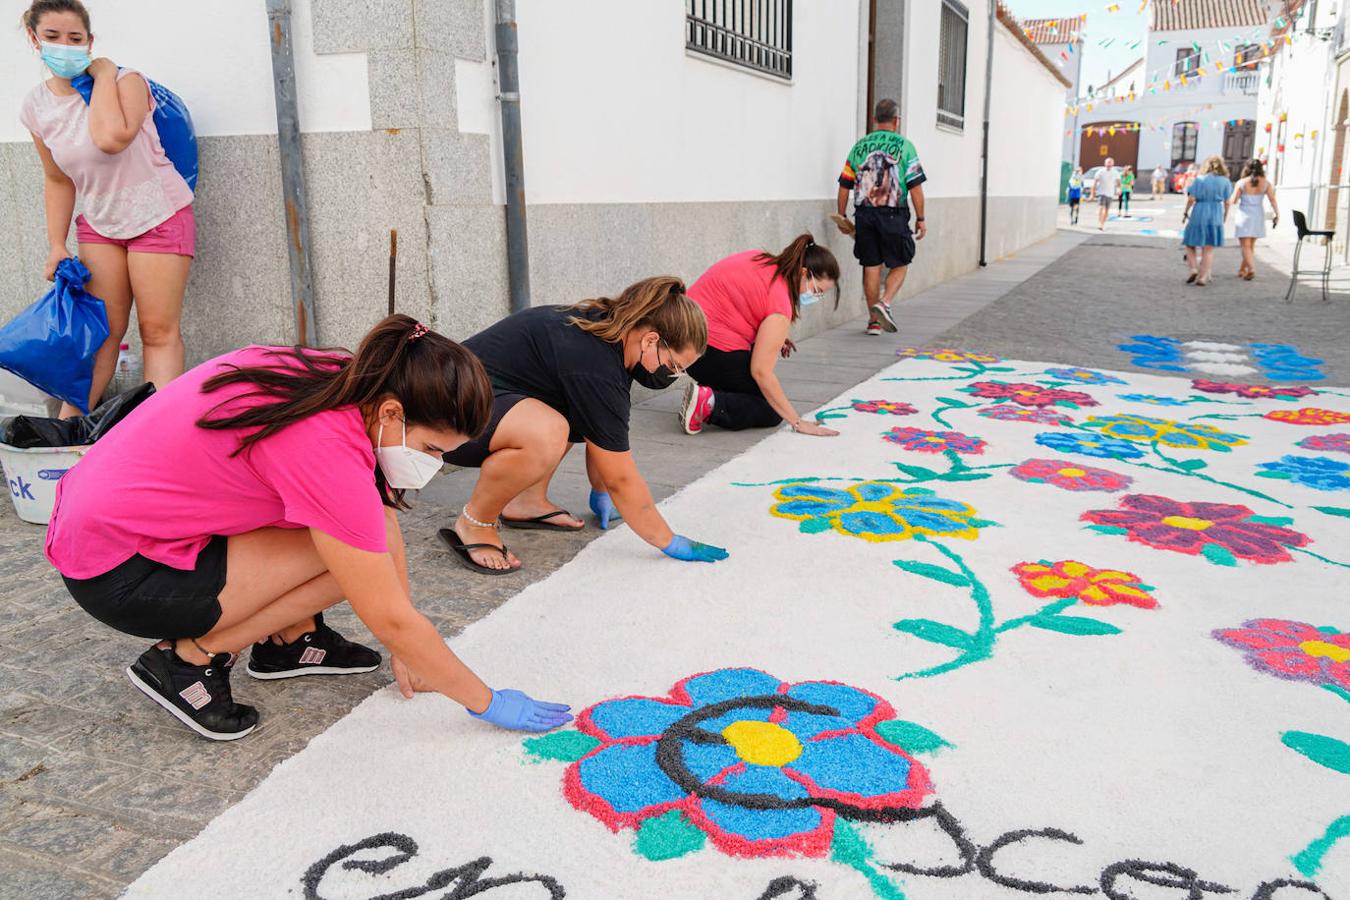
[495,0,531,314]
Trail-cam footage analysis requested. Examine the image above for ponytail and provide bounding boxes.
[754,233,842,321]
[1242,158,1265,184]
[567,276,709,353]
[196,314,493,509]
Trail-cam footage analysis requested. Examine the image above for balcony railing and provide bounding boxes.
[1223,71,1260,95]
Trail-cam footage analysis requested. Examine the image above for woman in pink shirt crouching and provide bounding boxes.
[680,233,842,437]
[20,0,195,416]
[45,316,572,741]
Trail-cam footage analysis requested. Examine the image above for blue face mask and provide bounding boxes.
[40,42,91,79]
[798,291,822,307]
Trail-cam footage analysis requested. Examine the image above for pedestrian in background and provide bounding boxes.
[19,0,195,417]
[1181,156,1231,286]
[1230,158,1279,281]
[1151,164,1167,196]
[1093,157,1120,231]
[680,234,841,437]
[1118,165,1135,217]
[835,98,926,337]
[1067,166,1083,225]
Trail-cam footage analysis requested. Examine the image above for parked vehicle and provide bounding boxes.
[1171,162,1195,193]
[1082,166,1104,199]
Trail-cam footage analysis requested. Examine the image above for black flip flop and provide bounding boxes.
[437,528,519,576]
[499,509,584,532]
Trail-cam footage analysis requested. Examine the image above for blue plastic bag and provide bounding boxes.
[0,257,110,415]
[71,70,198,192]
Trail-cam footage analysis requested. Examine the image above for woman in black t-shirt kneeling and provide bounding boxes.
[442,276,729,574]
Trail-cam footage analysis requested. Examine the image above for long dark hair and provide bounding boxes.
[567,276,709,353]
[196,314,492,509]
[754,233,841,321]
[1242,158,1265,186]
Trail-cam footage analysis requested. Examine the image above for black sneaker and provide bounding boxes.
[245,613,381,680]
[126,645,258,741]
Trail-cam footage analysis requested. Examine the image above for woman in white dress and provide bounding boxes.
[1230,159,1280,281]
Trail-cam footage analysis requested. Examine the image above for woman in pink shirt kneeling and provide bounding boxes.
[45,316,572,741]
[681,234,841,437]
[20,0,195,415]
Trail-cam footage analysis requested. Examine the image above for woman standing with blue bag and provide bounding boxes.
[19,0,195,416]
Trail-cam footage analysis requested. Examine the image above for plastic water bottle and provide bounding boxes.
[114,344,140,394]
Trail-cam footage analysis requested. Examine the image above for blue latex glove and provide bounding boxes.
[469,689,572,732]
[590,490,621,530]
[662,535,729,563]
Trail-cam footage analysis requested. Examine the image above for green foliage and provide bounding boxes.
[893,618,974,649]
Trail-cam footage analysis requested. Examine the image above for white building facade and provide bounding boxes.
[1022,16,1086,166]
[1,0,1067,361]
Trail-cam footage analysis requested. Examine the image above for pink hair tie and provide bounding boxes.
[408,323,429,342]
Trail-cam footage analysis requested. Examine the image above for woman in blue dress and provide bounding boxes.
[1181,156,1231,286]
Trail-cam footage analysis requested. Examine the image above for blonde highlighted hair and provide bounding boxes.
[567,276,709,354]
[1200,155,1229,177]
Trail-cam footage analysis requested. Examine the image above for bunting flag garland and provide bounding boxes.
[1105,2,1119,12]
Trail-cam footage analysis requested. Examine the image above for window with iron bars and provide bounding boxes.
[937,0,969,130]
[686,0,793,80]
[1174,47,1200,77]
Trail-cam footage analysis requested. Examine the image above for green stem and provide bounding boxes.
[1323,684,1350,705]
[812,404,854,423]
[995,598,1077,633]
[931,406,958,429]
[1293,547,1350,570]
[1292,814,1350,879]
[1186,412,1262,421]
[895,538,996,681]
[730,476,829,487]
[1129,460,1294,509]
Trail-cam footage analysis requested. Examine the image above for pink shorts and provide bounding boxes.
[76,204,195,257]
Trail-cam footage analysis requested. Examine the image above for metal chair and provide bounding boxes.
[1285,210,1335,303]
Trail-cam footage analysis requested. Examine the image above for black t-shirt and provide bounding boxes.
[464,305,633,452]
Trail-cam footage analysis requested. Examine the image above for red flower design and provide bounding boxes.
[1080,494,1310,565]
[965,382,1098,408]
[1212,619,1350,690]
[851,400,917,416]
[1264,408,1350,426]
[882,427,987,455]
[1191,380,1316,400]
[1010,458,1132,492]
[1012,560,1158,608]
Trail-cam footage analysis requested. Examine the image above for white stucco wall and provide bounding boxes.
[1,0,371,143]
[502,0,861,206]
[900,0,989,199]
[990,24,1066,198]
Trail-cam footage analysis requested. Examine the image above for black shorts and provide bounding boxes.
[62,535,228,640]
[853,206,917,269]
[442,391,582,468]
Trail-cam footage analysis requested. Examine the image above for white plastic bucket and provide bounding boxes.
[0,442,87,525]
[0,369,61,418]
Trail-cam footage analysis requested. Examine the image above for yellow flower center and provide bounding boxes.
[722,720,803,767]
[1300,640,1350,663]
[1161,516,1213,531]
[1058,468,1088,477]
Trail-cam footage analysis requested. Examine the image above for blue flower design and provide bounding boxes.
[1033,431,1145,460]
[1044,367,1128,385]
[1117,393,1188,407]
[1256,455,1350,491]
[770,482,985,542]
[565,668,933,858]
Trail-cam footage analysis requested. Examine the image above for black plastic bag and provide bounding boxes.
[2,383,156,449]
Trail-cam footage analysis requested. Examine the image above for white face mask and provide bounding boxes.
[374,419,443,490]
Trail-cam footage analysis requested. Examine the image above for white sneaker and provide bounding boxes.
[870,302,898,332]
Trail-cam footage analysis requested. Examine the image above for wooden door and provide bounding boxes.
[1222,121,1256,178]
[1079,122,1140,170]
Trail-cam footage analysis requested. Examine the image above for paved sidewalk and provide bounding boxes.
[0,230,1078,899]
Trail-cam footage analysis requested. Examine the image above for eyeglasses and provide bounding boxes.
[657,338,687,375]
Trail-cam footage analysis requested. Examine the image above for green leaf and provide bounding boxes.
[1314,506,1350,519]
[942,471,992,481]
[893,618,974,649]
[1282,731,1350,775]
[1255,470,1292,479]
[799,517,832,534]
[522,730,600,763]
[903,486,936,495]
[1247,515,1295,526]
[875,718,954,753]
[1130,583,1156,591]
[937,396,967,406]
[893,559,970,586]
[1174,458,1208,471]
[895,464,941,479]
[634,810,706,861]
[1201,542,1239,567]
[1031,615,1122,636]
[816,412,848,421]
[968,518,1000,528]
[984,366,1016,372]
[1086,524,1128,535]
[1058,401,1081,410]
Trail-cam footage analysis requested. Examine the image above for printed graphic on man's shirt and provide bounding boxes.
[838,131,926,209]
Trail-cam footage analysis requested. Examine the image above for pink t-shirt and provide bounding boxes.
[19,70,193,239]
[45,347,389,580]
[687,251,793,353]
